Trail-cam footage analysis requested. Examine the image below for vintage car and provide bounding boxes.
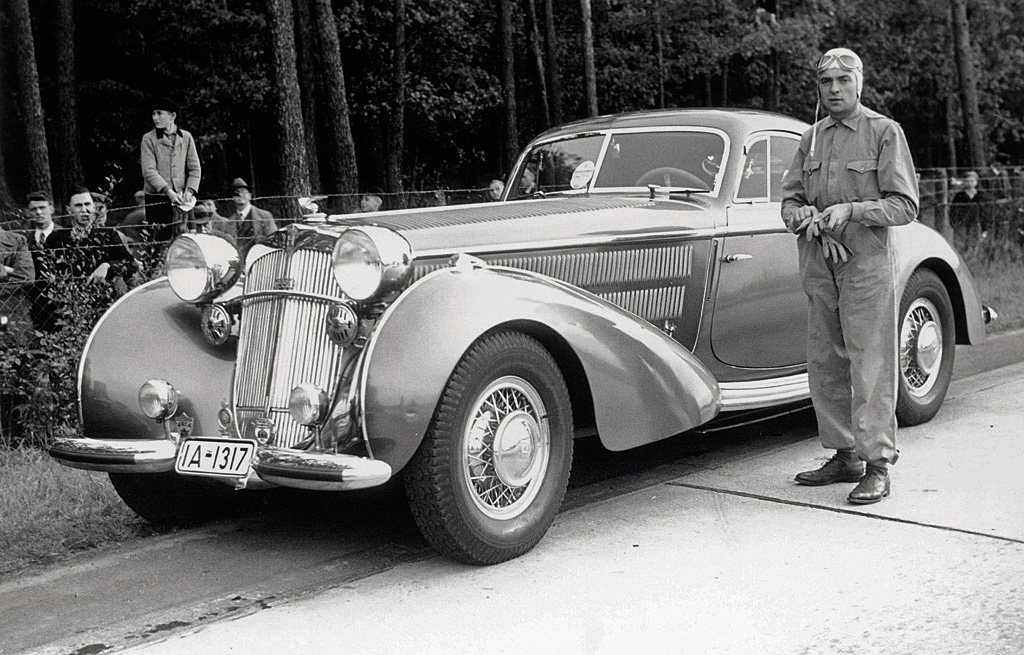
[50,109,991,564]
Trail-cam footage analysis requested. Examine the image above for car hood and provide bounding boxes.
[336,196,715,259]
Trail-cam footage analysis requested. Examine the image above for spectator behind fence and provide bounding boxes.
[189,200,236,245]
[23,191,64,332]
[360,194,382,212]
[0,223,35,342]
[47,187,136,295]
[141,96,202,246]
[950,170,987,233]
[229,178,277,255]
[91,191,110,228]
[116,190,149,252]
[487,179,505,201]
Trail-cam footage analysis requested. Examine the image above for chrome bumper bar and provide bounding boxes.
[49,437,177,473]
[253,446,392,491]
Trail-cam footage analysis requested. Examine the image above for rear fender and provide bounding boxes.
[361,263,721,471]
[78,278,236,439]
[892,225,987,344]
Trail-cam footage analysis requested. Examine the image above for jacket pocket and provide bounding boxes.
[845,159,881,199]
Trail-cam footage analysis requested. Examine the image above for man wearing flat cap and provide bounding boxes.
[141,96,202,246]
[781,48,919,505]
[229,177,277,255]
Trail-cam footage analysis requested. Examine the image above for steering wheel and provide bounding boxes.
[634,167,710,191]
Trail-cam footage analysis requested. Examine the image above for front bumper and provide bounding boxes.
[49,437,177,473]
[49,436,393,491]
[253,446,393,491]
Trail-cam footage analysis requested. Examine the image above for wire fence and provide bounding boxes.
[1,176,1021,446]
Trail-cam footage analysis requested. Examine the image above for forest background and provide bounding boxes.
[0,0,1018,215]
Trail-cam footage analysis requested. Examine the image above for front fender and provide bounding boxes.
[78,278,236,439]
[361,264,721,471]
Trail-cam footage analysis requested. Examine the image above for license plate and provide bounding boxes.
[175,438,256,478]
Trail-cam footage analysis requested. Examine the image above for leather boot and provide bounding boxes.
[795,451,864,486]
[848,463,890,504]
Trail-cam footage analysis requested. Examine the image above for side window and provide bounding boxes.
[737,138,768,201]
[770,136,800,202]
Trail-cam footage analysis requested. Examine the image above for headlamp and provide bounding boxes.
[138,380,179,421]
[330,227,412,301]
[166,234,241,303]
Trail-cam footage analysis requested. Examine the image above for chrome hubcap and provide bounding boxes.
[900,298,943,398]
[463,376,550,519]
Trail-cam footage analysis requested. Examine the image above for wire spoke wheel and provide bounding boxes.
[463,376,550,520]
[900,297,943,397]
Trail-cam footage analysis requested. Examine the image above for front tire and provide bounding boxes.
[404,331,573,565]
[896,269,955,426]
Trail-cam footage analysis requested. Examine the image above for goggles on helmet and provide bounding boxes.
[817,51,861,71]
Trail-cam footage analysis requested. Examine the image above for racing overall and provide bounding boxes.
[781,105,919,464]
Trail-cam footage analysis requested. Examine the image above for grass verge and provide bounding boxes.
[0,448,157,577]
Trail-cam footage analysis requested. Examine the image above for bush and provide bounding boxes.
[0,239,165,449]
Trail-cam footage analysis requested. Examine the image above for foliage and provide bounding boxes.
[3,0,1024,205]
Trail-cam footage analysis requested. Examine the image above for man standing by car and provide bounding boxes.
[781,48,919,505]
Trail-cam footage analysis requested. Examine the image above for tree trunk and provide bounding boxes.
[580,0,598,116]
[653,1,665,109]
[385,0,406,208]
[310,0,359,209]
[719,60,729,106]
[10,0,52,199]
[525,0,549,129]
[542,0,562,126]
[498,0,519,172]
[945,93,958,172]
[950,0,986,169]
[267,0,310,209]
[293,0,322,194]
[52,0,83,203]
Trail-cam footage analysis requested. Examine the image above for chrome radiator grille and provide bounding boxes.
[233,250,346,448]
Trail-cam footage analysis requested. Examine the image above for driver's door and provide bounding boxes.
[712,134,806,369]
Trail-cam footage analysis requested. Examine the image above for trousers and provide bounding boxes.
[797,222,900,464]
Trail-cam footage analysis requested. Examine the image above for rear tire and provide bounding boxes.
[896,269,955,426]
[404,331,573,564]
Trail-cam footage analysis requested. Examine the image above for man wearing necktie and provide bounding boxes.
[22,191,62,332]
[229,178,277,256]
[140,96,202,248]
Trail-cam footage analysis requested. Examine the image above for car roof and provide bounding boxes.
[529,108,810,143]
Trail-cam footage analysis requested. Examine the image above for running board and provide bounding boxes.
[718,373,810,411]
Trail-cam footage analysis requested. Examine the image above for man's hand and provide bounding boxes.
[87,263,110,284]
[819,202,852,233]
[166,188,182,206]
[788,205,818,233]
[0,264,10,279]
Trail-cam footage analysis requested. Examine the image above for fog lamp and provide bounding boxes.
[138,380,179,421]
[288,384,330,426]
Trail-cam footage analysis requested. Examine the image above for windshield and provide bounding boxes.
[509,130,726,199]
[508,134,605,199]
[595,131,725,192]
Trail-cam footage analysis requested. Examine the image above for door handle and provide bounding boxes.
[723,253,753,263]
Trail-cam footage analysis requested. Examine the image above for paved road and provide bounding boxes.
[3,331,1023,655]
